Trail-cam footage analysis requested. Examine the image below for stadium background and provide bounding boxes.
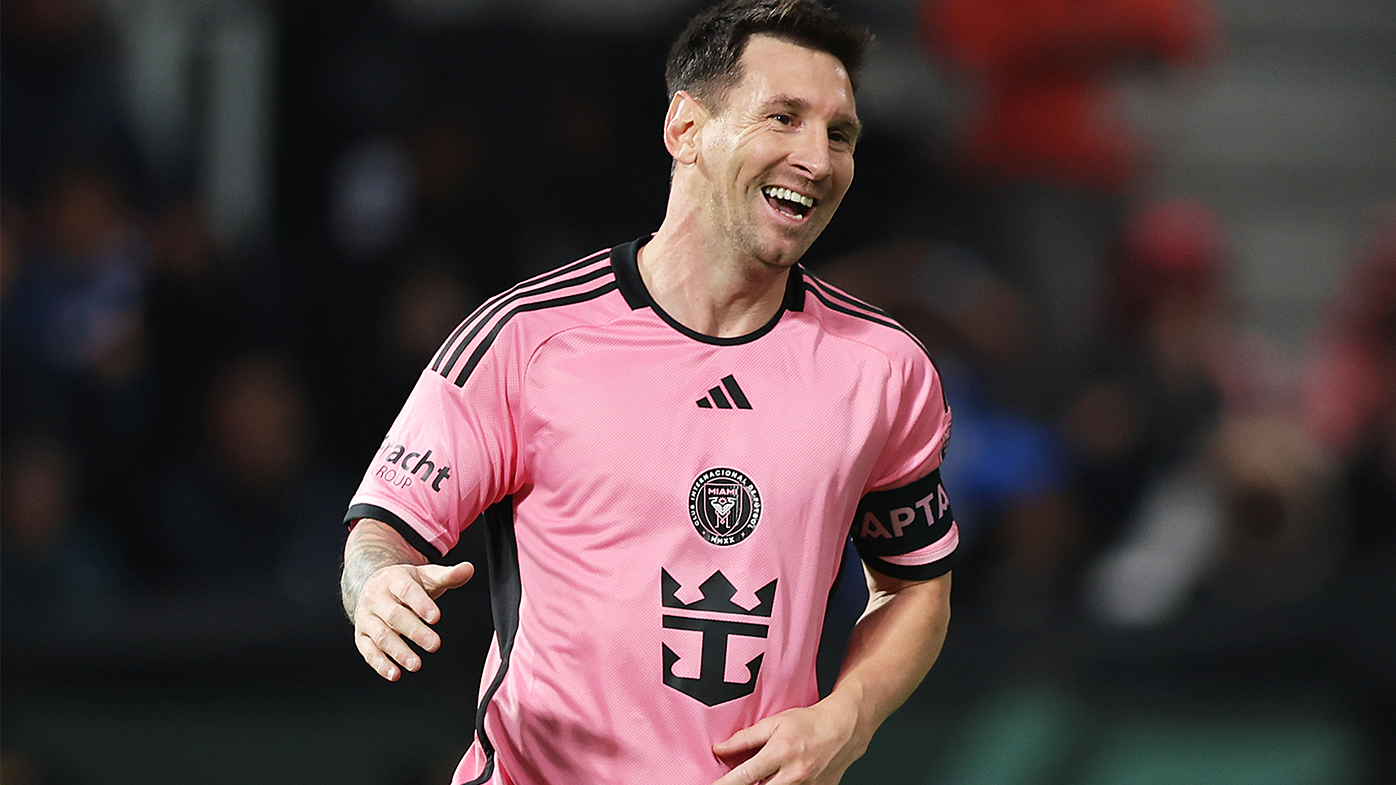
[2,0,1393,782]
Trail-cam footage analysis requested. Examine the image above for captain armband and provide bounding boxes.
[851,468,958,581]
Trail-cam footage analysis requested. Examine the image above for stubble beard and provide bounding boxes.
[718,189,821,273]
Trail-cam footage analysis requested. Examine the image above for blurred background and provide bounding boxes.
[2,0,1393,782]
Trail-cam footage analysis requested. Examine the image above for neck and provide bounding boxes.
[638,221,792,339]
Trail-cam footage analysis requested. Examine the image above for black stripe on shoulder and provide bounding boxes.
[431,260,593,373]
[434,263,614,382]
[803,274,893,320]
[803,278,915,340]
[803,277,948,412]
[452,279,620,387]
[439,264,614,378]
[432,251,612,375]
[434,256,613,376]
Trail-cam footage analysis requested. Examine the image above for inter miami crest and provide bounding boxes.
[689,468,762,546]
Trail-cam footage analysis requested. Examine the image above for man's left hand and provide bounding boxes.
[710,694,867,785]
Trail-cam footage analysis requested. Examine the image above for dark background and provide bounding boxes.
[3,0,1394,782]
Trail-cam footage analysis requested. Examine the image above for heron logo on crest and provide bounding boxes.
[689,468,762,546]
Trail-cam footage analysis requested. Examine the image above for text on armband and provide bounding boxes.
[859,482,950,540]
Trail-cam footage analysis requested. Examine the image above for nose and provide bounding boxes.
[787,126,834,181]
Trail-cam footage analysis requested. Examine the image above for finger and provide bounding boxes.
[710,748,780,785]
[712,722,778,785]
[714,722,773,758]
[361,612,425,674]
[354,624,403,681]
[383,567,445,625]
[381,599,442,653]
[420,561,475,597]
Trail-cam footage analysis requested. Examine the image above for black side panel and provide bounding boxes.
[464,497,520,785]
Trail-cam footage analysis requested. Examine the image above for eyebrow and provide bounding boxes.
[765,94,863,142]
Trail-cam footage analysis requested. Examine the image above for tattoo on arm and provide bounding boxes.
[340,520,429,621]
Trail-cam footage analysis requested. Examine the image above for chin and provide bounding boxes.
[752,243,809,270]
[758,229,823,267]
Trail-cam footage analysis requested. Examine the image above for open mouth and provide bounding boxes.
[762,186,815,220]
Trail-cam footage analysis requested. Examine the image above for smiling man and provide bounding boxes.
[340,2,958,784]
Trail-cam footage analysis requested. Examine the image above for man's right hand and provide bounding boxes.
[352,561,475,681]
[341,518,475,681]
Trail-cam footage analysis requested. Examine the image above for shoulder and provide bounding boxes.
[797,268,937,371]
[428,248,626,387]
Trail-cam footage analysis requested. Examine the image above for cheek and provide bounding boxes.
[829,162,855,205]
[821,161,853,202]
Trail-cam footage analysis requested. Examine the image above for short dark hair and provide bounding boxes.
[665,0,871,109]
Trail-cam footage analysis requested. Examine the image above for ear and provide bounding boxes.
[663,90,706,166]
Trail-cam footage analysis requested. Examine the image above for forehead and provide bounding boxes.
[728,35,857,119]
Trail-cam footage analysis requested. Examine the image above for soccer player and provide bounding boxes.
[340,2,958,783]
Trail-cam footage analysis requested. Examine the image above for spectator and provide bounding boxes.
[4,166,150,385]
[154,352,350,608]
[2,165,159,580]
[919,0,1221,405]
[1302,205,1396,556]
[1074,199,1337,625]
[1,432,130,630]
[819,239,1078,624]
[0,0,147,207]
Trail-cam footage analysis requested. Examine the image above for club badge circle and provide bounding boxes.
[689,467,762,546]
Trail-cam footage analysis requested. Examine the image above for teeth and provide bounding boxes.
[763,186,814,208]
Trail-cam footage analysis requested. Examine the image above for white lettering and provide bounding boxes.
[915,491,936,522]
[860,512,893,539]
[890,507,915,537]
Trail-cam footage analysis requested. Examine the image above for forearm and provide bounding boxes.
[341,518,429,621]
[827,570,952,753]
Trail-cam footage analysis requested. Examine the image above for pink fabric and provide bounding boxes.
[349,243,955,784]
[880,523,960,567]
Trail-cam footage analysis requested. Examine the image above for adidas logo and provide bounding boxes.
[696,375,752,410]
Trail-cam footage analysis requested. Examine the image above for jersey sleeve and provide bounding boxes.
[344,347,523,559]
[851,347,959,581]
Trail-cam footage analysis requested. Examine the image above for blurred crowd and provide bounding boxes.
[2,0,1392,719]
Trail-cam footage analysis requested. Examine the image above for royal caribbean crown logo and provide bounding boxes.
[689,467,762,546]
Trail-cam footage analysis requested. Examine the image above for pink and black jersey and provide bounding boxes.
[345,237,958,785]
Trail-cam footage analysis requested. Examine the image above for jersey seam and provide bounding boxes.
[801,278,952,491]
[797,302,948,496]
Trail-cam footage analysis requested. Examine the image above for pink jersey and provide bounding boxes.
[345,237,958,785]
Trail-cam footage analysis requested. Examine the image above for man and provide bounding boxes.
[340,2,958,783]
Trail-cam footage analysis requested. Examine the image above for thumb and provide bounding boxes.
[419,561,476,597]
[713,720,772,758]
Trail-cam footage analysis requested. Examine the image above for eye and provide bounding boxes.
[771,113,794,126]
[830,125,858,146]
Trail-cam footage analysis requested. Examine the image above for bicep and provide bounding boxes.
[864,564,951,611]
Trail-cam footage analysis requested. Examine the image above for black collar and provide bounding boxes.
[610,235,806,346]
